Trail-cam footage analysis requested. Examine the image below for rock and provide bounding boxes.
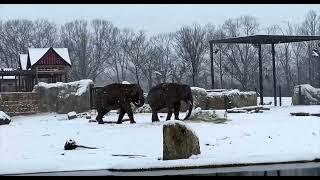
[0,111,11,125]
[187,107,228,124]
[67,111,77,120]
[292,84,320,105]
[33,79,94,114]
[163,120,200,160]
[86,115,91,119]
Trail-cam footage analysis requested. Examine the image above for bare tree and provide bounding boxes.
[174,23,208,86]
[0,19,33,68]
[300,10,320,86]
[222,16,260,90]
[126,30,149,85]
[32,19,58,48]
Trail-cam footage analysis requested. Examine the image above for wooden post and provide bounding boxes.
[18,75,21,92]
[258,44,264,105]
[0,74,2,92]
[272,44,277,106]
[210,41,214,89]
[35,67,39,85]
[15,76,17,92]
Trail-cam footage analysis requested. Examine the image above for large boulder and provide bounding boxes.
[33,79,94,114]
[188,107,228,124]
[292,84,320,105]
[163,120,200,160]
[0,111,11,125]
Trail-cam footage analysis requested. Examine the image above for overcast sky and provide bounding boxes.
[0,4,319,35]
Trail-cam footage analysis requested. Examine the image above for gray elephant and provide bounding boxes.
[95,83,145,124]
[147,83,193,122]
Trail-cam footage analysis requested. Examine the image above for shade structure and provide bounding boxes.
[209,35,320,106]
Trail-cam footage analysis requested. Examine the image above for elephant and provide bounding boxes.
[95,83,145,124]
[147,83,193,122]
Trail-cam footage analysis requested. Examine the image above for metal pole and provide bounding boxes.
[258,44,264,105]
[272,44,277,106]
[219,51,223,89]
[210,41,214,89]
[279,85,282,106]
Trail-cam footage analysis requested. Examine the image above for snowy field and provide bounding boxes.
[1,97,320,175]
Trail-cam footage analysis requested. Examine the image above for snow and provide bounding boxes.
[28,48,71,67]
[0,111,10,120]
[34,79,93,96]
[122,81,130,84]
[207,89,256,97]
[19,54,28,70]
[154,71,162,76]
[1,98,320,174]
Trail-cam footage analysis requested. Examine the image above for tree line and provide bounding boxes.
[1,10,320,96]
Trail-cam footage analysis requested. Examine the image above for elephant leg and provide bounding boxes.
[122,103,136,124]
[174,102,181,120]
[96,109,109,124]
[117,108,126,124]
[166,107,173,121]
[152,109,160,122]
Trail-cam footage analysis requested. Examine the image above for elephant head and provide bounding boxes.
[178,85,194,120]
[130,84,145,107]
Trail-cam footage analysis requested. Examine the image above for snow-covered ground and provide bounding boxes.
[1,97,320,175]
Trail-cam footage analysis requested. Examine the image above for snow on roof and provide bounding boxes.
[28,48,71,67]
[19,54,28,70]
[0,111,10,120]
[53,48,71,65]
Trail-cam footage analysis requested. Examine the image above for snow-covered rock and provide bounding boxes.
[163,120,200,160]
[292,84,320,105]
[187,107,228,123]
[187,87,257,110]
[33,79,94,114]
[0,111,11,125]
[67,111,77,120]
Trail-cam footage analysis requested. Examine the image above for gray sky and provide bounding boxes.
[0,4,320,35]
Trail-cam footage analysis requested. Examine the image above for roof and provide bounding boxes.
[19,54,28,70]
[28,48,72,66]
[209,35,320,44]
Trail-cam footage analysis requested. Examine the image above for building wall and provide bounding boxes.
[0,80,17,92]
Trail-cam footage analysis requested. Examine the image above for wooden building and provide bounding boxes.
[0,47,72,92]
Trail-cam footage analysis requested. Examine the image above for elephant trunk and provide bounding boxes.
[184,100,193,120]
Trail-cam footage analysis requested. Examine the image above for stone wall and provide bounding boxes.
[0,92,39,116]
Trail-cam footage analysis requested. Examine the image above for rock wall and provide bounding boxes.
[33,79,94,114]
[0,92,39,116]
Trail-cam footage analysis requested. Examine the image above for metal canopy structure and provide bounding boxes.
[209,35,320,106]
